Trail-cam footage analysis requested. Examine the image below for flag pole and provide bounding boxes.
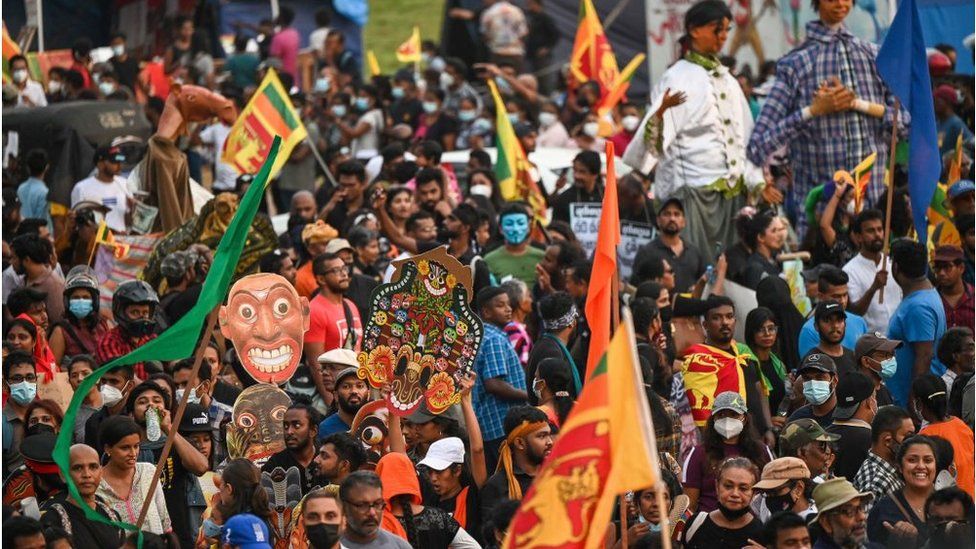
[879,99,900,305]
[135,307,220,530]
[608,141,626,547]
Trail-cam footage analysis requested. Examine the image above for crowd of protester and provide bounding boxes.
[2,0,975,548]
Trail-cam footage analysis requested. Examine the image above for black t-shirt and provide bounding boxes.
[826,420,872,480]
[682,513,764,549]
[110,56,140,90]
[788,404,835,428]
[40,494,125,547]
[423,114,459,147]
[741,252,783,290]
[347,273,379,323]
[392,98,425,130]
[262,449,313,494]
[759,357,787,413]
[742,358,771,434]
[429,484,482,545]
[480,468,533,520]
[549,185,604,225]
[148,441,196,549]
[811,346,857,376]
[635,238,707,293]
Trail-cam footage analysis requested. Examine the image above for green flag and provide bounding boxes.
[52,137,282,538]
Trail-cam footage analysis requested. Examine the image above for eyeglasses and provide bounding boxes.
[344,499,386,512]
[321,266,349,277]
[758,325,779,335]
[831,502,868,518]
[7,374,37,384]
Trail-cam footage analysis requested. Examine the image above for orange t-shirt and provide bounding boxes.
[921,417,975,498]
[294,262,317,299]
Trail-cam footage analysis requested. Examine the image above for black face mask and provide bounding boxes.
[717,501,752,520]
[764,486,797,513]
[306,523,341,549]
[127,319,157,338]
[659,307,673,324]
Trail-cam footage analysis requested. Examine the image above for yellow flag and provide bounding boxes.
[366,50,381,76]
[396,27,421,64]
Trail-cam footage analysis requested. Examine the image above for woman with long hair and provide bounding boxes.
[216,459,275,532]
[755,275,805,372]
[532,358,575,429]
[682,392,773,513]
[913,374,975,498]
[5,315,57,382]
[97,416,172,535]
[737,209,787,290]
[48,266,109,366]
[867,435,939,546]
[742,307,789,418]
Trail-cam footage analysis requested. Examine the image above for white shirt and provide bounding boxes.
[198,122,238,191]
[351,108,384,160]
[623,59,763,200]
[537,121,574,148]
[843,253,903,334]
[16,80,47,107]
[309,27,330,53]
[71,175,131,232]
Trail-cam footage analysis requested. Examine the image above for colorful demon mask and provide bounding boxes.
[220,273,310,384]
[348,400,391,467]
[261,466,303,542]
[226,383,291,464]
[357,247,484,416]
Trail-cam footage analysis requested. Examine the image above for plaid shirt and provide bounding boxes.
[747,20,908,236]
[472,323,527,441]
[941,283,975,332]
[95,327,157,379]
[853,450,904,512]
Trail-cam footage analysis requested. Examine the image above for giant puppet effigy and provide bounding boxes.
[356,246,485,417]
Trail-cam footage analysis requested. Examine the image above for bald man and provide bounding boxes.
[39,445,125,546]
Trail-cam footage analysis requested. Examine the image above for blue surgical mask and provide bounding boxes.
[314,77,330,93]
[354,97,370,111]
[473,118,493,132]
[458,109,477,122]
[422,101,439,114]
[500,213,530,245]
[507,113,520,124]
[202,518,222,539]
[9,381,37,405]
[391,86,405,99]
[69,298,94,319]
[877,357,897,380]
[331,104,347,117]
[98,82,116,96]
[802,379,833,405]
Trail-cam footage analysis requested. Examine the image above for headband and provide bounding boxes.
[496,420,549,500]
[543,304,578,331]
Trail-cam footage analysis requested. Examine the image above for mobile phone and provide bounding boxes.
[713,241,725,261]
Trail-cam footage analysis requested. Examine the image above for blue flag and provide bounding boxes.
[876,0,939,245]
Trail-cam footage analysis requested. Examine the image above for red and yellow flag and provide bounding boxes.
[488,79,547,224]
[396,27,421,64]
[569,0,645,114]
[92,220,130,260]
[222,68,308,180]
[583,142,620,379]
[2,21,20,81]
[851,152,876,213]
[947,133,964,185]
[503,309,660,549]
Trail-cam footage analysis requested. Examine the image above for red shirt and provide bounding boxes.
[306,294,363,352]
[941,283,975,332]
[96,327,157,379]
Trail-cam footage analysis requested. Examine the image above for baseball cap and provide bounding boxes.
[406,400,461,425]
[933,245,965,262]
[334,366,361,390]
[656,197,684,215]
[513,122,536,138]
[160,251,191,280]
[779,418,840,454]
[94,145,125,163]
[798,352,837,375]
[324,238,354,255]
[833,371,875,420]
[801,264,826,283]
[417,436,465,471]
[222,513,272,549]
[934,84,961,106]
[753,457,812,490]
[853,332,902,364]
[393,68,416,84]
[711,391,747,415]
[812,478,873,516]
[317,348,359,369]
[178,403,213,433]
[814,300,845,323]
[947,179,975,200]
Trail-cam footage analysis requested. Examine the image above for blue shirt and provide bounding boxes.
[798,311,868,357]
[318,413,351,440]
[887,288,947,406]
[472,323,527,441]
[17,177,51,231]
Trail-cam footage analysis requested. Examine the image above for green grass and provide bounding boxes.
[363,0,445,74]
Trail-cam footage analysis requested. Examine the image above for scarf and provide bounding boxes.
[17,314,57,382]
[681,341,747,426]
[738,343,787,393]
[496,420,548,499]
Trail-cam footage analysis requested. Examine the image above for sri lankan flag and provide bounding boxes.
[569,0,645,115]
[93,220,130,260]
[851,152,876,213]
[222,68,307,180]
[2,21,20,81]
[396,27,421,64]
[503,309,660,549]
[488,79,546,223]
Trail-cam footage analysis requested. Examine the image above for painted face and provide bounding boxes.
[500,213,530,245]
[220,274,310,384]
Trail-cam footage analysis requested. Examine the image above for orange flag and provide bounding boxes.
[583,142,620,379]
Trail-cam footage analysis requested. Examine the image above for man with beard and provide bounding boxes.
[39,444,125,546]
[525,292,581,402]
[339,472,412,548]
[312,432,367,486]
[320,161,369,235]
[844,209,902,333]
[808,300,857,375]
[440,203,491,294]
[811,478,876,549]
[304,253,364,402]
[263,403,323,494]
[933,245,974,331]
[478,406,552,519]
[635,197,707,294]
[799,268,869,357]
[485,204,545,286]
[414,168,452,226]
[318,368,370,439]
[280,191,318,250]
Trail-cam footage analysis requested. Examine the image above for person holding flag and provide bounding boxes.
[623,0,770,257]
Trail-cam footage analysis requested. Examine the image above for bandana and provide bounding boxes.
[496,420,548,499]
[542,304,578,331]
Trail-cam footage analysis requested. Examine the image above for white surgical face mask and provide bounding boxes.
[48,81,62,94]
[469,184,492,199]
[439,72,455,89]
[100,383,124,407]
[12,69,28,84]
[583,121,600,137]
[622,115,640,132]
[714,417,744,439]
[112,45,126,57]
[539,112,557,128]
